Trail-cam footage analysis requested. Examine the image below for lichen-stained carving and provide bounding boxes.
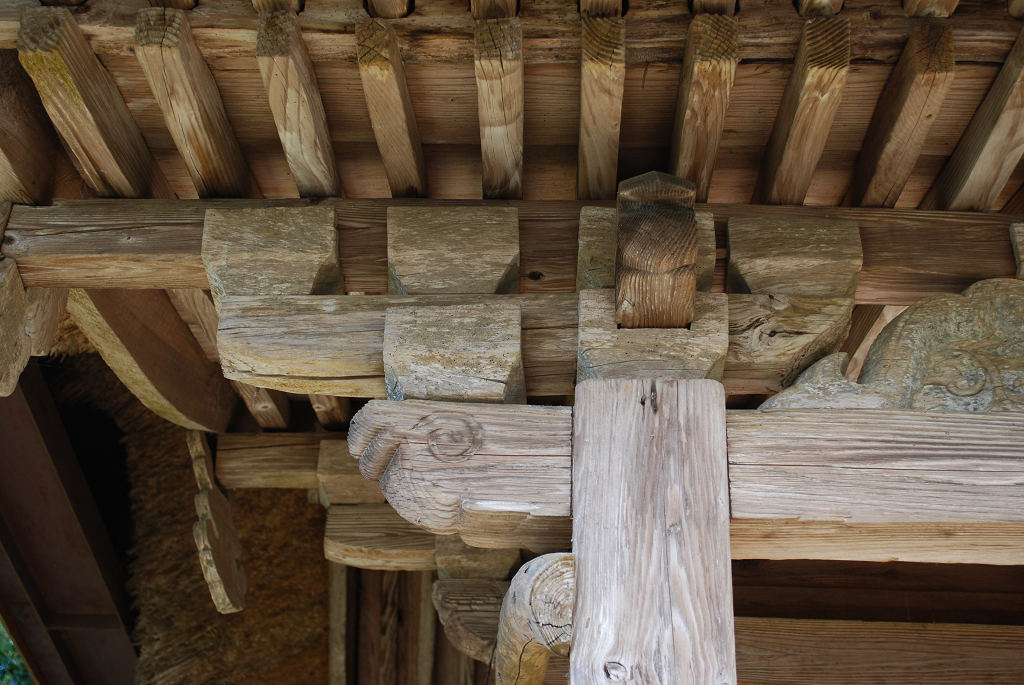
[348,399,572,551]
[763,279,1024,411]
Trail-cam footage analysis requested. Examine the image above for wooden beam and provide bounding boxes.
[577,18,624,201]
[0,49,92,204]
[572,379,735,685]
[690,0,736,16]
[475,19,523,200]
[153,0,198,8]
[310,394,351,429]
[135,8,260,200]
[358,569,400,685]
[920,27,1024,211]
[252,0,303,10]
[66,288,236,432]
[325,504,437,570]
[215,433,331,489]
[433,579,509,662]
[754,17,850,205]
[367,0,411,19]
[579,0,621,18]
[349,398,572,551]
[0,258,30,396]
[495,553,573,685]
[357,18,427,198]
[847,24,954,208]
[17,7,174,200]
[434,535,519,581]
[318,438,387,505]
[615,172,699,328]
[1011,0,1024,20]
[4,199,1019,305]
[471,0,516,20]
[797,0,844,16]
[669,15,737,203]
[903,0,958,17]
[257,10,340,199]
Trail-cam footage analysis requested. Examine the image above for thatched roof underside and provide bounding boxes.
[46,349,329,685]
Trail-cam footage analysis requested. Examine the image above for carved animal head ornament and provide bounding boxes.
[762,279,1024,412]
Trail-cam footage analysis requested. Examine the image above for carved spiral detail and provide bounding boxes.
[414,412,483,462]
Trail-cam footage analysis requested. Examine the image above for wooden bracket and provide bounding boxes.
[187,431,246,614]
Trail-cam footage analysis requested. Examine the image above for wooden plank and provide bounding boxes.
[0,259,31,396]
[318,438,388,505]
[691,0,736,16]
[797,0,844,16]
[257,10,340,198]
[202,205,340,307]
[471,0,516,20]
[367,0,410,20]
[325,504,437,570]
[217,293,577,397]
[329,562,359,685]
[397,571,436,685]
[572,379,735,685]
[754,17,850,205]
[359,569,400,685]
[17,7,173,200]
[66,288,236,432]
[727,216,862,298]
[615,172,699,328]
[847,24,954,208]
[387,206,519,295]
[475,19,524,199]
[433,579,509,662]
[214,433,340,489]
[903,0,959,17]
[357,18,427,198]
[920,28,1024,210]
[0,49,92,205]
[579,0,621,18]
[4,199,1019,305]
[669,15,737,203]
[495,553,573,685]
[577,18,624,201]
[135,8,260,200]
[349,398,572,551]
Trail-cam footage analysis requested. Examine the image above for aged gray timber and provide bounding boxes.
[577,288,728,382]
[615,172,700,328]
[495,553,573,685]
[350,399,572,551]
[434,535,519,581]
[572,379,736,685]
[387,206,519,295]
[576,206,716,292]
[384,303,525,403]
[727,216,862,298]
[763,279,1024,411]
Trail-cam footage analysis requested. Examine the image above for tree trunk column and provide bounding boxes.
[571,378,736,685]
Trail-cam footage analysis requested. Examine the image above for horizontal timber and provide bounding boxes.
[1,0,1022,64]
[3,199,1018,306]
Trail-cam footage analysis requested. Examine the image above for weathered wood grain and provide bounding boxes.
[579,0,621,18]
[755,18,850,205]
[217,293,577,397]
[902,0,958,16]
[202,205,340,308]
[670,15,737,203]
[257,10,340,198]
[495,553,572,685]
[577,17,624,201]
[215,433,341,490]
[349,398,572,551]
[475,19,523,199]
[920,27,1024,210]
[357,18,427,198]
[1012,223,1023,279]
[578,288,729,382]
[325,503,437,570]
[188,431,246,613]
[572,379,736,685]
[387,206,519,295]
[727,216,862,298]
[318,438,388,505]
[329,562,357,685]
[311,394,352,429]
[252,0,303,11]
[384,303,525,403]
[399,571,437,685]
[576,206,716,292]
[615,172,699,328]
[433,579,510,662]
[23,287,67,356]
[725,294,853,395]
[67,288,236,432]
[434,535,519,581]
[840,304,906,381]
[691,0,736,16]
[0,259,30,396]
[359,569,400,685]
[135,8,261,200]
[797,0,844,16]
[17,7,174,199]
[367,0,411,20]
[847,24,954,208]
[471,0,516,21]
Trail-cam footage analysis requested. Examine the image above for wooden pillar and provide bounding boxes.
[475,19,524,200]
[571,379,736,685]
[577,17,625,201]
